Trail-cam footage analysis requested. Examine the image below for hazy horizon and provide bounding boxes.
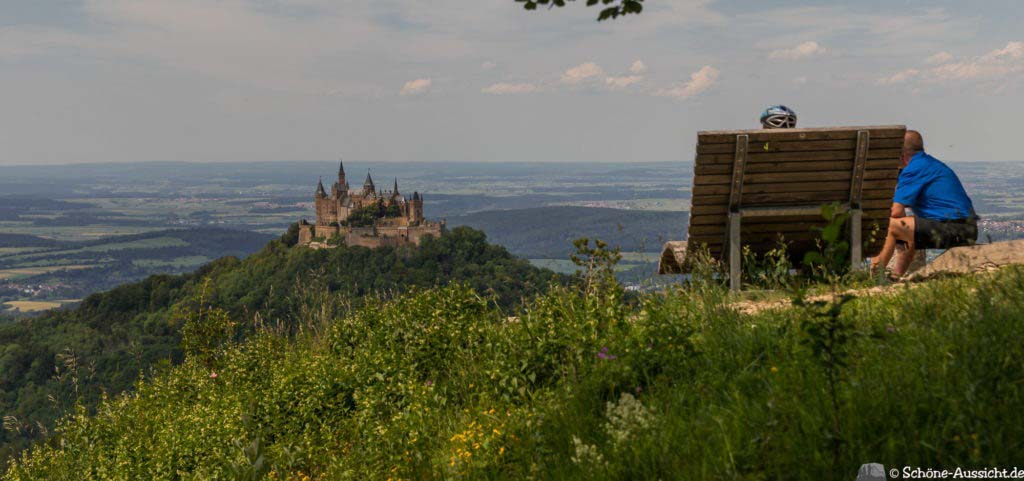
[2,158,1024,169]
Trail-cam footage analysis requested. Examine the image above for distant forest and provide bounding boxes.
[450,206,688,258]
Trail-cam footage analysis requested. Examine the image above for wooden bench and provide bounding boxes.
[658,125,907,289]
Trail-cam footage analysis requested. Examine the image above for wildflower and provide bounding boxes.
[425,380,433,387]
[209,371,218,379]
[597,347,617,360]
[635,386,643,394]
[770,366,778,373]
[604,393,653,446]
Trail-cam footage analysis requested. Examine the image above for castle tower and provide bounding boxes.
[337,159,347,190]
[363,170,375,196]
[410,191,424,222]
[315,178,327,198]
[392,178,399,197]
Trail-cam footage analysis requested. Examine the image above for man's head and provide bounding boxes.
[901,130,924,168]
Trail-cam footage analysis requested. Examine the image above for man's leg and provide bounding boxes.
[870,216,916,275]
[892,238,916,275]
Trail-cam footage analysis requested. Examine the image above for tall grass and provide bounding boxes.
[5,266,1023,480]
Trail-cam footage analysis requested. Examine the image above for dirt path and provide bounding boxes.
[734,241,1024,315]
[733,283,909,315]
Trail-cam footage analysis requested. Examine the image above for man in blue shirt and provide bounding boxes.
[870,130,977,276]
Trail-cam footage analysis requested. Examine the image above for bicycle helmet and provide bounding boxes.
[760,105,798,129]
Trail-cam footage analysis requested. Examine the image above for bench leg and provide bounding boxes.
[729,212,741,291]
[850,208,863,271]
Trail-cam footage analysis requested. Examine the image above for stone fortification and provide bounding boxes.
[297,160,444,248]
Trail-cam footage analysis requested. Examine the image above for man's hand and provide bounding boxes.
[890,202,907,219]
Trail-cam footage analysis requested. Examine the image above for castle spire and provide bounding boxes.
[363,170,375,194]
[315,177,327,198]
[393,178,399,195]
[337,158,347,190]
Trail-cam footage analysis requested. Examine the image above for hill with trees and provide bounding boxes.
[4,243,1023,480]
[0,226,560,466]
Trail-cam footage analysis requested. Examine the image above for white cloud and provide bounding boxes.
[481,82,538,95]
[877,69,920,85]
[769,41,826,60]
[605,75,643,89]
[560,62,605,84]
[481,61,497,70]
[925,51,953,65]
[984,41,1024,60]
[655,66,719,99]
[629,60,647,74]
[400,78,432,96]
[927,41,1024,82]
[744,7,971,56]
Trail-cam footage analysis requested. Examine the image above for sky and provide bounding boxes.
[1,0,1022,165]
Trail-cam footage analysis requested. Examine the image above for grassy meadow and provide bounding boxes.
[6,259,1023,480]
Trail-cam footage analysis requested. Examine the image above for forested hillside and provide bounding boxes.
[0,226,560,466]
[5,256,1023,480]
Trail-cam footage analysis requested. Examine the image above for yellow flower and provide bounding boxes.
[770,366,779,373]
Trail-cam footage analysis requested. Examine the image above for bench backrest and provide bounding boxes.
[687,125,906,260]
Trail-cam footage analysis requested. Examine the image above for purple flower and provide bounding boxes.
[425,380,433,387]
[597,347,617,360]
[635,386,643,394]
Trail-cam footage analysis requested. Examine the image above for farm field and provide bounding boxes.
[0,265,94,280]
[2,299,78,313]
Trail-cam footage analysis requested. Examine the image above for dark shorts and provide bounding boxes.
[914,216,978,249]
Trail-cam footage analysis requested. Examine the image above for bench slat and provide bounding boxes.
[690,231,888,246]
[687,208,891,226]
[691,179,895,196]
[695,148,901,165]
[695,159,901,176]
[692,189,896,206]
[689,221,886,236]
[697,125,905,144]
[696,136,903,154]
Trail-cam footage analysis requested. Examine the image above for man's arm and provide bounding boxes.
[890,202,907,218]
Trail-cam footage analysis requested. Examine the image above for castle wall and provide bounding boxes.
[298,224,313,245]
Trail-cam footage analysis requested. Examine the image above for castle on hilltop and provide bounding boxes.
[297,160,444,248]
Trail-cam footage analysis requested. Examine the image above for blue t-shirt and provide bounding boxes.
[893,152,974,221]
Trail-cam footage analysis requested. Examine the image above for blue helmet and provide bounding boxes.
[760,105,797,129]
